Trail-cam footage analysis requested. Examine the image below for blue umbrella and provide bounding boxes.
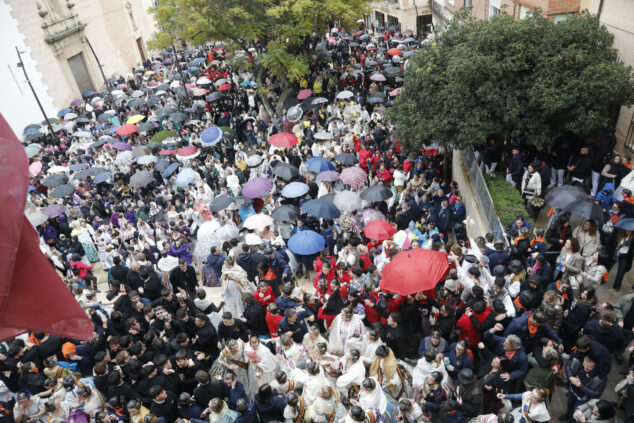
[93,172,112,184]
[163,163,180,178]
[282,181,310,198]
[300,199,341,218]
[57,108,72,117]
[69,163,90,171]
[403,51,414,58]
[82,91,96,97]
[189,57,205,66]
[305,157,335,173]
[176,168,196,187]
[240,81,252,87]
[201,127,223,146]
[288,230,326,255]
[23,127,40,136]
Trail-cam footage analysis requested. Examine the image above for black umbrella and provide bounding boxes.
[169,112,187,123]
[563,200,604,223]
[129,170,154,188]
[88,166,107,176]
[273,163,299,180]
[206,92,223,102]
[155,84,169,91]
[71,169,92,181]
[42,174,68,187]
[360,184,392,202]
[50,184,75,198]
[25,132,46,141]
[284,97,300,110]
[97,113,111,123]
[75,117,91,124]
[127,98,145,108]
[272,205,299,222]
[384,67,401,77]
[146,96,160,108]
[334,153,359,165]
[138,122,155,133]
[367,97,384,104]
[544,185,588,209]
[157,107,175,117]
[209,195,235,212]
[154,157,171,172]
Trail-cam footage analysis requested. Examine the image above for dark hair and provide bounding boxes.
[595,400,616,419]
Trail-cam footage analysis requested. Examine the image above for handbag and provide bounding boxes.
[530,196,545,207]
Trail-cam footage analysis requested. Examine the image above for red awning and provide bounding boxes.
[0,113,93,341]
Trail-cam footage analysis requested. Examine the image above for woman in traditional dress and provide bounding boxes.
[328,308,365,356]
[307,385,347,423]
[208,398,239,423]
[245,334,278,397]
[356,377,398,423]
[209,339,250,395]
[72,219,99,262]
[276,334,308,373]
[369,345,411,402]
[411,351,452,400]
[221,256,253,318]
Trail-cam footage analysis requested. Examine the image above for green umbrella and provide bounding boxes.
[151,130,178,143]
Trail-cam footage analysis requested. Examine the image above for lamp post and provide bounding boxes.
[16,47,58,143]
[83,37,108,90]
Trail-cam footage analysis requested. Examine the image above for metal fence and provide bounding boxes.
[461,147,508,245]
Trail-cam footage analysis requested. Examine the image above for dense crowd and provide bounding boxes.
[6,22,634,423]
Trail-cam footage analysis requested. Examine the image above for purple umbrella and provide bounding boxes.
[242,177,272,198]
[112,142,132,151]
[163,58,173,64]
[42,204,66,218]
[70,99,85,107]
[316,170,340,182]
[109,126,121,134]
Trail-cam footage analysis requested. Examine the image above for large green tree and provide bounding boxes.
[148,0,368,113]
[387,11,634,151]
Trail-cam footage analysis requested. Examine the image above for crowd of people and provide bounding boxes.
[6,21,634,423]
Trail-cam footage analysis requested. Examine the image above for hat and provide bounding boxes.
[463,254,478,264]
[444,279,459,292]
[508,259,523,274]
[458,368,477,385]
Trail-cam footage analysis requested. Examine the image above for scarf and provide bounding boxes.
[555,280,569,300]
[530,237,545,248]
[527,312,538,337]
[505,350,516,360]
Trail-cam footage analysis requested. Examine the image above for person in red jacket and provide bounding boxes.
[376,162,393,184]
[265,304,283,338]
[70,254,97,290]
[255,282,275,307]
[455,300,491,348]
[359,146,372,171]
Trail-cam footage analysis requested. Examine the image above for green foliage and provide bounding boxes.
[148,0,369,88]
[387,10,634,151]
[484,174,532,227]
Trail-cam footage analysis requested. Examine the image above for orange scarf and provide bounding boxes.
[514,236,527,246]
[505,350,516,360]
[555,280,569,300]
[530,237,545,248]
[527,312,538,337]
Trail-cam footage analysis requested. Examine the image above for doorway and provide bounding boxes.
[136,37,147,62]
[67,53,94,94]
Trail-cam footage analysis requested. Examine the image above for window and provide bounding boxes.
[464,0,472,7]
[489,0,500,17]
[519,5,531,19]
[554,13,572,23]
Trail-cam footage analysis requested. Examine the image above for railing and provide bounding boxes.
[461,147,509,245]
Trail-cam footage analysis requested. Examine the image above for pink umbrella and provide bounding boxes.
[297,89,312,100]
[269,132,298,147]
[363,208,386,225]
[146,81,159,88]
[242,177,272,198]
[192,88,208,96]
[176,146,199,160]
[159,149,177,156]
[29,161,42,176]
[116,124,138,136]
[340,167,367,186]
[185,83,196,89]
[390,88,402,96]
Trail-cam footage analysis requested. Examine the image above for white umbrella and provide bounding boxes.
[216,224,240,242]
[334,190,362,212]
[336,90,353,99]
[244,233,264,245]
[158,256,179,272]
[64,113,78,120]
[198,220,222,239]
[116,150,134,164]
[27,212,48,227]
[193,236,221,262]
[110,90,125,96]
[170,81,181,88]
[131,90,144,98]
[197,77,212,85]
[72,130,92,138]
[243,213,274,231]
[314,131,333,140]
[47,166,68,174]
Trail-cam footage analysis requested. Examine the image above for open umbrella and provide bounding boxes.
[563,200,605,223]
[545,185,588,210]
[387,48,402,56]
[317,171,339,182]
[334,190,362,212]
[336,90,354,99]
[312,97,329,105]
[116,124,138,136]
[175,168,196,187]
[42,174,68,187]
[272,205,299,222]
[112,142,132,151]
[305,157,335,173]
[340,167,367,186]
[301,199,341,219]
[246,155,264,168]
[363,208,387,225]
[380,248,449,295]
[50,184,75,198]
[286,106,303,122]
[93,172,112,184]
[288,230,325,255]
[370,73,387,82]
[132,145,150,157]
[273,163,299,180]
[70,169,92,181]
[334,153,358,165]
[116,150,134,164]
[242,177,272,198]
[360,184,393,202]
[216,224,240,242]
[269,132,298,148]
[42,204,66,218]
[313,131,333,141]
[29,162,42,176]
[297,89,312,100]
[169,112,187,123]
[201,127,223,146]
[126,115,145,124]
[209,195,234,212]
[137,122,156,133]
[152,130,178,142]
[244,233,264,246]
[282,181,310,198]
[206,92,223,102]
[129,170,154,188]
[176,146,200,160]
[162,163,179,178]
[197,221,221,239]
[26,212,48,227]
[137,155,157,165]
[244,213,275,231]
[218,83,232,91]
[364,220,396,241]
[614,218,634,231]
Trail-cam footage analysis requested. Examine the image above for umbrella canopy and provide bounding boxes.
[333,190,362,212]
[242,177,272,198]
[42,174,68,187]
[336,90,354,99]
[29,162,42,176]
[272,163,299,180]
[380,249,449,295]
[544,185,588,209]
[112,142,132,151]
[129,170,154,188]
[563,200,605,223]
[363,208,387,225]
[301,199,341,219]
[169,112,187,123]
[137,122,155,133]
[246,155,264,168]
[282,181,310,198]
[340,167,367,186]
[272,205,300,222]
[312,97,329,105]
[305,157,335,173]
[244,233,264,245]
[288,230,326,255]
[216,224,240,242]
[370,73,387,81]
[218,83,232,91]
[27,212,48,227]
[360,184,393,202]
[70,169,92,181]
[209,195,235,212]
[93,172,112,184]
[126,115,145,124]
[132,145,150,157]
[162,162,180,178]
[175,168,196,187]
[206,92,224,102]
[297,89,312,100]
[176,146,200,160]
[137,155,157,165]
[614,218,634,231]
[286,106,303,122]
[152,130,178,142]
[244,213,275,231]
[387,48,402,56]
[42,204,66,218]
[50,184,75,198]
[269,132,298,148]
[201,127,223,146]
[317,170,340,182]
[364,219,396,241]
[116,124,138,136]
[116,150,134,164]
[334,153,359,165]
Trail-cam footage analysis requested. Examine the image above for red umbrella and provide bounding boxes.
[380,248,449,295]
[297,89,312,100]
[116,124,138,136]
[363,219,396,241]
[269,132,298,148]
[218,84,232,91]
[388,48,402,56]
[177,146,199,158]
[159,149,177,155]
[0,113,92,341]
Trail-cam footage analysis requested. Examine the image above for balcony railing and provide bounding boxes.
[42,13,86,44]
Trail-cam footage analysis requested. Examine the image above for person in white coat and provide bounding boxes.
[328,308,366,356]
[335,350,366,396]
[521,162,542,219]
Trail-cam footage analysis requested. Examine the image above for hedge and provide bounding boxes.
[484,174,533,227]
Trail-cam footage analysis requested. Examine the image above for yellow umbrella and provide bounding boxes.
[144,70,155,76]
[126,115,145,124]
